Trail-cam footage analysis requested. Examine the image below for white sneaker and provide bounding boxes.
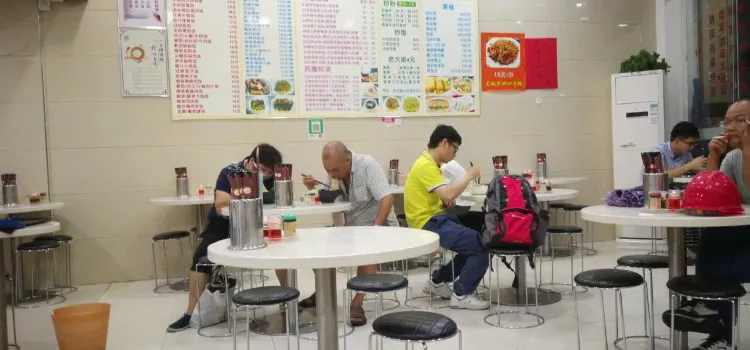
[450,293,490,310]
[691,337,730,350]
[422,281,452,299]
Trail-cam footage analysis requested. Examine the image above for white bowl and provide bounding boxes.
[471,186,488,195]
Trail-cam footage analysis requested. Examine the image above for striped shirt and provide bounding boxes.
[328,152,398,226]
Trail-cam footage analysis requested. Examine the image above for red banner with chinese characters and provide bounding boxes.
[481,32,526,91]
[525,38,558,89]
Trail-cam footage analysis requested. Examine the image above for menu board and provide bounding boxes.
[167,0,480,119]
[118,28,170,96]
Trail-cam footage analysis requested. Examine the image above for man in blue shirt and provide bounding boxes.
[650,121,705,178]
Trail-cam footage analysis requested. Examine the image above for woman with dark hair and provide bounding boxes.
[167,143,282,332]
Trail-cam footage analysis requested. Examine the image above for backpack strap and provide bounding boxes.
[500,176,526,209]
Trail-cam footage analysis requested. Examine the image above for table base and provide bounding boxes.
[249,310,317,336]
[168,279,189,291]
[483,287,562,306]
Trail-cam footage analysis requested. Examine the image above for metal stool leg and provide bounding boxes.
[601,290,609,350]
[162,241,170,286]
[152,242,159,292]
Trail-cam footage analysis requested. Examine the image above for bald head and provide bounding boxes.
[322,141,352,180]
[322,141,351,160]
[728,99,750,115]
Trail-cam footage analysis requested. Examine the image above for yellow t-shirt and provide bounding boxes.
[405,151,447,229]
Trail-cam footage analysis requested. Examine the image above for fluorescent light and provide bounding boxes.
[618,23,628,27]
[576,2,583,7]
[581,17,589,21]
[516,20,522,24]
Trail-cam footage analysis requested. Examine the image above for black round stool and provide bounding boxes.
[667,275,746,350]
[573,269,645,350]
[614,255,670,350]
[563,205,597,256]
[151,230,191,293]
[232,286,301,350]
[15,240,66,308]
[539,225,586,295]
[344,274,408,350]
[369,311,462,349]
[548,203,571,225]
[34,234,76,293]
[485,247,544,329]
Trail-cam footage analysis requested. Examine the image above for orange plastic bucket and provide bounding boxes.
[51,302,111,350]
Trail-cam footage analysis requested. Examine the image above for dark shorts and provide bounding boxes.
[191,219,229,274]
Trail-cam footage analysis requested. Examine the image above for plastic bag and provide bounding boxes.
[189,267,236,329]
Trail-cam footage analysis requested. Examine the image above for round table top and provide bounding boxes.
[208,226,439,269]
[581,205,750,228]
[0,220,61,239]
[150,196,214,206]
[546,177,586,186]
[461,188,579,203]
[0,202,64,215]
[389,186,405,194]
[220,202,353,217]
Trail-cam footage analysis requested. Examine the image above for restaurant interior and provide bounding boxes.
[1,0,750,349]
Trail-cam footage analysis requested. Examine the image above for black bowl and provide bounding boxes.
[262,191,275,204]
[318,189,343,203]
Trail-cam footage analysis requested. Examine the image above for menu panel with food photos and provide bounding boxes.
[167,0,480,119]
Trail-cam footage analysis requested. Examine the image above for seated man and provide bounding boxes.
[649,121,705,179]
[167,143,283,332]
[300,141,398,326]
[672,99,750,350]
[404,124,489,310]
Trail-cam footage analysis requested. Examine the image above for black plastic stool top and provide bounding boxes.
[574,269,644,289]
[197,256,214,266]
[564,204,587,212]
[486,245,535,256]
[547,225,583,234]
[667,275,747,299]
[549,203,570,209]
[372,311,458,341]
[152,231,190,241]
[17,240,60,252]
[232,286,300,306]
[347,274,408,293]
[34,234,73,242]
[617,255,669,269]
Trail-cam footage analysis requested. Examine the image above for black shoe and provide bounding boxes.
[167,314,191,333]
[690,336,730,350]
[661,300,722,334]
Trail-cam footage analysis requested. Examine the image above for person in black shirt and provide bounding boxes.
[167,143,282,332]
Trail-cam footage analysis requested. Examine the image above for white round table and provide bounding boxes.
[209,226,439,350]
[219,202,353,217]
[461,188,579,203]
[150,195,214,237]
[0,202,64,215]
[0,220,60,239]
[389,186,405,194]
[545,177,586,186]
[581,205,750,350]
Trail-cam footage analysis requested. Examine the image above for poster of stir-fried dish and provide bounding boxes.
[481,32,526,91]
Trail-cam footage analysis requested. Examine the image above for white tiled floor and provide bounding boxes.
[10,241,750,350]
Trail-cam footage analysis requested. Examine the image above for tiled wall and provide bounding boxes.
[0,0,655,285]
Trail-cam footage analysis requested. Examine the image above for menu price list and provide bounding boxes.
[297,0,380,115]
[380,0,423,114]
[170,0,242,117]
[244,0,298,116]
[423,1,478,114]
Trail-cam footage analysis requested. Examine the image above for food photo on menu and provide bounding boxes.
[486,36,522,68]
[425,76,476,113]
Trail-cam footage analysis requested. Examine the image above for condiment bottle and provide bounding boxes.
[198,184,205,196]
[283,214,297,237]
[668,190,682,211]
[648,191,662,209]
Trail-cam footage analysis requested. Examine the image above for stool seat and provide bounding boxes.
[34,234,73,242]
[667,275,746,299]
[564,205,587,212]
[17,240,60,251]
[617,255,669,269]
[549,203,570,209]
[574,269,644,289]
[347,274,408,293]
[232,286,300,306]
[547,225,583,234]
[197,256,214,265]
[152,231,190,241]
[486,245,535,256]
[372,311,458,341]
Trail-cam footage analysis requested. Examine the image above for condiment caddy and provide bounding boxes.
[174,167,190,198]
[227,169,266,250]
[388,159,400,187]
[2,173,19,207]
[274,164,294,208]
[492,155,509,177]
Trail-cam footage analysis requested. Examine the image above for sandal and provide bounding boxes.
[300,293,316,308]
[349,306,367,327]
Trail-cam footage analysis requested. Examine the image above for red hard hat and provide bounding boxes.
[682,170,744,216]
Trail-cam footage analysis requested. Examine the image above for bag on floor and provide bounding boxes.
[189,266,237,329]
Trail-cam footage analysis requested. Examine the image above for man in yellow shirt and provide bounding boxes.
[404,125,489,310]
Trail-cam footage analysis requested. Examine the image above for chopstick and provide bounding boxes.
[469,162,480,184]
[301,173,331,189]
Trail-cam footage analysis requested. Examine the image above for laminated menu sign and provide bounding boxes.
[423,1,480,114]
[244,0,297,116]
[118,0,166,28]
[169,0,243,118]
[480,32,526,91]
[297,0,380,115]
[119,28,170,96]
[380,0,423,115]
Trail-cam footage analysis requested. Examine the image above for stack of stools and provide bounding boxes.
[666,275,746,349]
[33,234,76,293]
[485,247,544,329]
[563,205,597,256]
[151,230,191,293]
[614,254,670,349]
[14,240,66,307]
[538,225,586,295]
[343,273,408,349]
[194,256,241,338]
[231,286,301,350]
[368,311,462,349]
[572,269,646,350]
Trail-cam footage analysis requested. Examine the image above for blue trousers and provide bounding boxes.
[696,225,750,342]
[423,214,489,296]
